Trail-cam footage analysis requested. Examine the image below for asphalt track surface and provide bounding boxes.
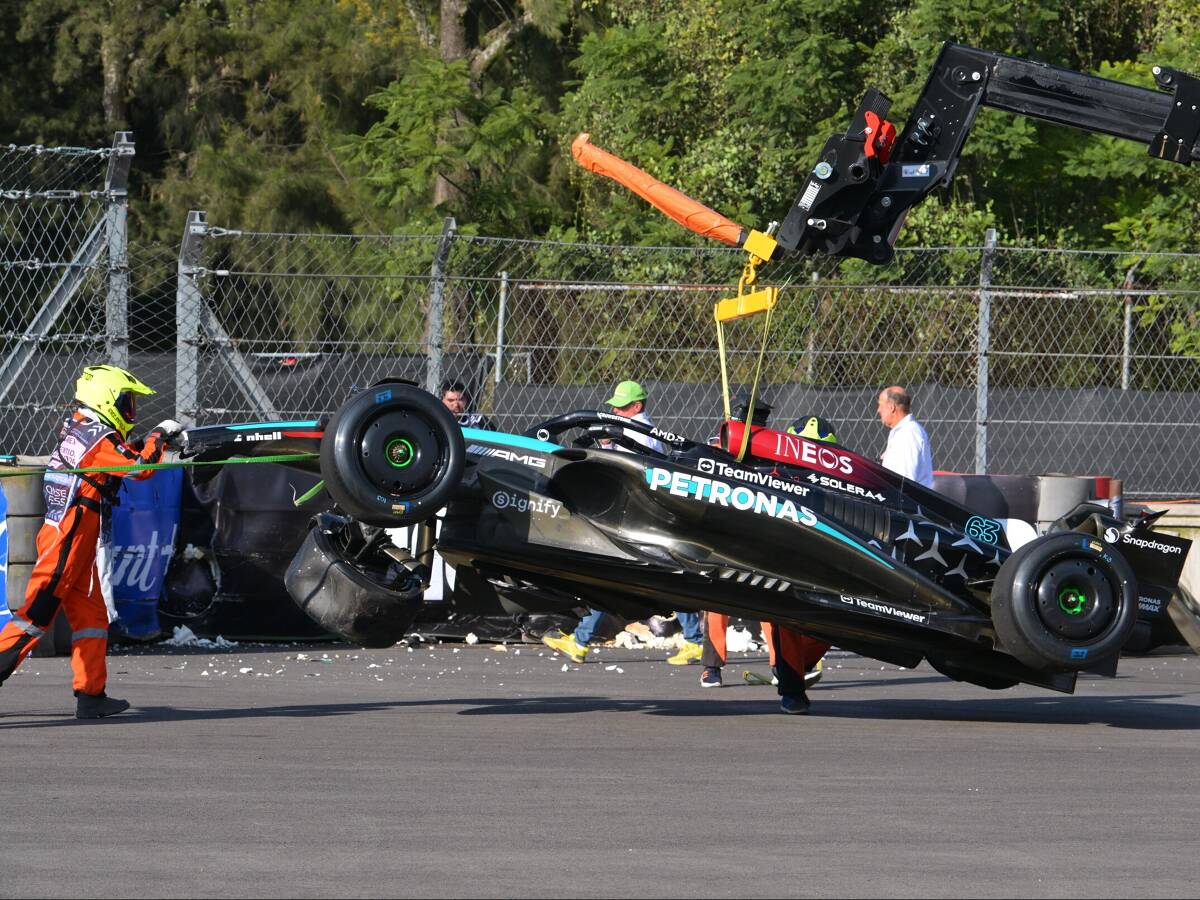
[2,641,1198,899]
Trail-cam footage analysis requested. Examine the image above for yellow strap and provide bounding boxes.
[735,301,774,463]
[716,319,731,421]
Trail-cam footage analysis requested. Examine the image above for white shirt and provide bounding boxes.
[882,414,933,487]
[616,411,666,454]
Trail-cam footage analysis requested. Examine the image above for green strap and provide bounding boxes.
[0,451,326,507]
[0,451,318,479]
[292,479,326,506]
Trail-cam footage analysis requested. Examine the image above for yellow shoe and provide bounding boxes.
[667,640,703,666]
[542,631,588,664]
[805,658,824,689]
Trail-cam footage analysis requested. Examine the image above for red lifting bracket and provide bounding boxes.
[863,111,897,164]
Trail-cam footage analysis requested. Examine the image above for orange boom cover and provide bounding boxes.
[572,133,747,247]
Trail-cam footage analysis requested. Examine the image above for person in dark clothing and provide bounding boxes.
[440,379,493,429]
[699,404,833,713]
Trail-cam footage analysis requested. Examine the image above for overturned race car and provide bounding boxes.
[182,382,1190,696]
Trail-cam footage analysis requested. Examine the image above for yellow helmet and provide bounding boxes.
[74,365,155,439]
[787,415,838,445]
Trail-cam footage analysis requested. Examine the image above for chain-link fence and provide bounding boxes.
[1,135,183,454]
[5,142,1200,496]
[174,218,1200,496]
[1,136,125,452]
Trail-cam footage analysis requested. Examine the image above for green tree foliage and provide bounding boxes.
[560,0,892,245]
[3,0,1196,249]
[349,55,556,235]
[560,0,1198,255]
[2,0,414,242]
[143,0,413,239]
[2,0,1198,374]
[345,0,580,236]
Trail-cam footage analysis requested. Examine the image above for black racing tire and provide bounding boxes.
[285,525,425,648]
[1120,621,1155,655]
[320,383,465,527]
[990,531,1137,671]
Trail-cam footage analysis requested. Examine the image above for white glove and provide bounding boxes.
[153,419,185,441]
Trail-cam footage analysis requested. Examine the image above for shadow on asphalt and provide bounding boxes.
[2,690,1196,730]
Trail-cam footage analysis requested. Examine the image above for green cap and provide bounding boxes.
[605,380,647,408]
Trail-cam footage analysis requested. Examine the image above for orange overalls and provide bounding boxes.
[0,412,166,695]
[703,611,829,695]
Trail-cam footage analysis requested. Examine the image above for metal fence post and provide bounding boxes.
[495,270,508,384]
[1121,263,1138,390]
[425,216,457,395]
[176,210,207,426]
[104,132,134,369]
[976,228,997,474]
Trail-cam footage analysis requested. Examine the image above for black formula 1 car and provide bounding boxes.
[181,381,1191,695]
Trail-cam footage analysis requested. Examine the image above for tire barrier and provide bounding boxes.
[0,460,71,656]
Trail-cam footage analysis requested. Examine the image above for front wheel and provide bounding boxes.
[285,520,425,647]
[320,383,465,526]
[990,531,1137,671]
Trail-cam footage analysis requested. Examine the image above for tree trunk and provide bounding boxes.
[434,0,469,210]
[100,21,129,131]
[438,0,468,64]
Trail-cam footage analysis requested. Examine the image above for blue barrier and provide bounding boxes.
[110,469,183,638]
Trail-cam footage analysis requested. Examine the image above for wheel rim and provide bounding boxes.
[1034,556,1116,640]
[353,408,446,496]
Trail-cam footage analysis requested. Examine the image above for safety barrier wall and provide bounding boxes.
[4,137,1200,496]
[0,463,181,647]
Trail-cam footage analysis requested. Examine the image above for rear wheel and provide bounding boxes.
[991,531,1137,671]
[320,384,464,526]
